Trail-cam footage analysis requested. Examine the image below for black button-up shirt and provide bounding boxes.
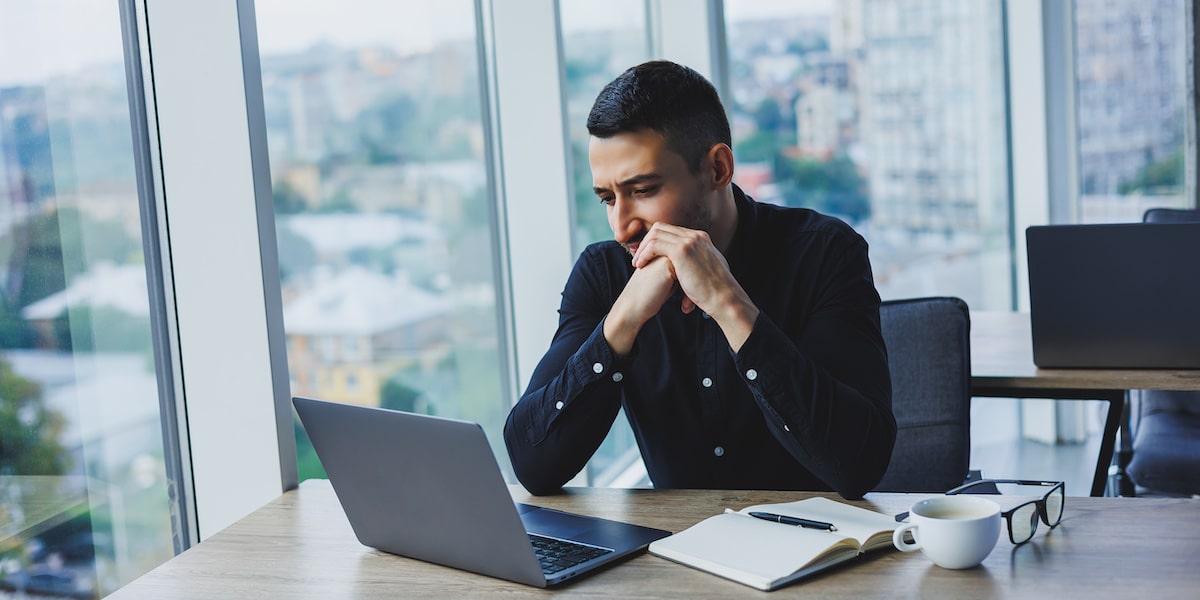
[504,187,895,499]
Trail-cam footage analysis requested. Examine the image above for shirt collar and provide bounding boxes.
[725,183,757,274]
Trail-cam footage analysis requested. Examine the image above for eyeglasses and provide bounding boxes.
[946,479,1065,545]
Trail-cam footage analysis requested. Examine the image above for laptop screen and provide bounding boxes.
[1026,222,1200,369]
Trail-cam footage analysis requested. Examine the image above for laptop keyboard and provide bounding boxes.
[528,533,613,575]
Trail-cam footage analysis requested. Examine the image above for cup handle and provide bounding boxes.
[893,523,921,552]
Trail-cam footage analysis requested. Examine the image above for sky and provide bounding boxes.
[0,1,125,86]
[0,0,834,86]
[254,0,478,55]
[724,0,831,22]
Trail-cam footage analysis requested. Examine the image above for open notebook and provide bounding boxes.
[648,497,898,591]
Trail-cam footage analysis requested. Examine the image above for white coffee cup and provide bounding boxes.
[892,496,1001,569]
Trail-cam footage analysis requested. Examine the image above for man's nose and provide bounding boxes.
[611,196,640,243]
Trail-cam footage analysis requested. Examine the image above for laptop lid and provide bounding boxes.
[292,396,669,587]
[1026,222,1200,368]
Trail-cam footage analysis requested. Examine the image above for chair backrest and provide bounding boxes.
[1139,207,1200,417]
[1143,207,1200,224]
[873,297,972,492]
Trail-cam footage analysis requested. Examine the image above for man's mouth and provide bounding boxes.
[622,234,645,257]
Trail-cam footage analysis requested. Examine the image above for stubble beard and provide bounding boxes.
[621,193,714,257]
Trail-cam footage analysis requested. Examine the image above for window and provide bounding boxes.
[559,0,652,487]
[561,0,652,253]
[0,0,175,595]
[341,335,362,362]
[1073,0,1191,222]
[724,0,1012,310]
[253,0,510,480]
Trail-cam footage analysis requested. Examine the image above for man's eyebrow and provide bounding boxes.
[592,173,663,195]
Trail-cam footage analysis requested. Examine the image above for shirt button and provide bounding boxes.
[713,446,725,457]
[746,368,758,381]
[612,372,623,383]
[701,377,713,388]
[784,424,790,432]
[701,311,711,319]
[592,362,604,374]
[555,401,564,410]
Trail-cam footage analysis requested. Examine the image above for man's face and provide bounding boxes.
[589,130,712,256]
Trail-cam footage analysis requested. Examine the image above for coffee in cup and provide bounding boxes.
[892,496,1001,569]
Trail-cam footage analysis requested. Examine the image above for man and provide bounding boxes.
[503,60,894,499]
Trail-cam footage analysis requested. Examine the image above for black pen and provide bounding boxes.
[748,511,837,532]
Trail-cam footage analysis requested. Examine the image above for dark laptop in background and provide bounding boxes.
[292,396,669,587]
[1025,222,1200,368]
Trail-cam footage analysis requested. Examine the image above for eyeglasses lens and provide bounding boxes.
[1010,502,1039,544]
[1045,485,1064,526]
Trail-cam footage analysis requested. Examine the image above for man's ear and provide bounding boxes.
[706,143,735,189]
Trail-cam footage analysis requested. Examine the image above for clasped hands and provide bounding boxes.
[603,223,759,355]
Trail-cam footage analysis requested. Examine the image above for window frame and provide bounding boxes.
[130,0,1197,549]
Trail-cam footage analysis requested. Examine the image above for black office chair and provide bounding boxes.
[873,297,973,492]
[1126,207,1200,496]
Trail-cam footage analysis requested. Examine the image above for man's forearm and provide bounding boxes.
[603,256,677,355]
[602,306,639,356]
[709,288,760,353]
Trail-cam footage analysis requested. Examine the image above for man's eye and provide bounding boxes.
[599,196,614,206]
[633,187,654,196]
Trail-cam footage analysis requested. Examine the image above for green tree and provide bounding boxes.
[295,415,326,481]
[753,97,788,134]
[0,294,37,349]
[776,155,870,222]
[274,224,318,282]
[1118,148,1184,195]
[319,188,357,213]
[380,378,425,414]
[1,207,138,314]
[572,141,611,249]
[0,357,69,475]
[735,131,782,164]
[51,305,152,354]
[271,179,309,215]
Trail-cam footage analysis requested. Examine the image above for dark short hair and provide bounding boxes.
[586,60,732,173]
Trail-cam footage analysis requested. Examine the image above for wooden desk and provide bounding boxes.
[969,311,1200,496]
[109,480,1199,598]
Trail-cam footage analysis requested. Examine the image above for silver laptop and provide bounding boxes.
[292,396,669,587]
[1026,222,1200,368]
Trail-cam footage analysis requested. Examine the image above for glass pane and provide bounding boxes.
[559,0,651,487]
[562,0,651,253]
[724,0,1012,310]
[0,1,176,597]
[253,1,510,480]
[1074,0,1190,223]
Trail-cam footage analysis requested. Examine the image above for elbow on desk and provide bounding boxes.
[502,421,570,496]
[517,477,566,497]
[832,423,896,500]
[507,451,568,496]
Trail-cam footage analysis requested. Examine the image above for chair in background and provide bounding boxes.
[873,297,973,493]
[1126,207,1200,496]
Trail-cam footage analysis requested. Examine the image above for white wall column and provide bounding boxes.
[1006,1,1087,443]
[1006,0,1051,313]
[650,0,725,84]
[144,0,282,539]
[484,0,575,394]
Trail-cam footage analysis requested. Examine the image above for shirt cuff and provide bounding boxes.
[730,312,793,425]
[556,316,634,412]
